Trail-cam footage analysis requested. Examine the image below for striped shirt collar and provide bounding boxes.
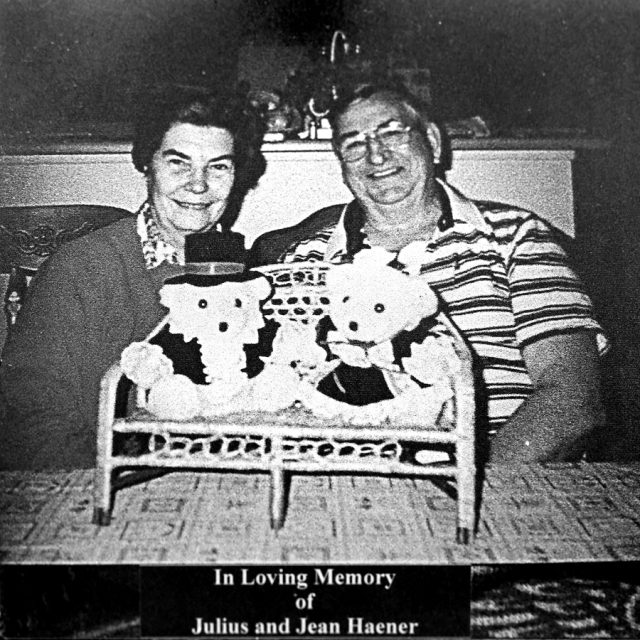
[324,178,491,262]
[438,179,492,232]
[136,201,184,269]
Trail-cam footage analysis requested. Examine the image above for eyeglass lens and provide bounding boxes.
[341,122,410,161]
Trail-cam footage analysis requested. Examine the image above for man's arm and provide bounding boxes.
[488,330,604,463]
[247,204,345,268]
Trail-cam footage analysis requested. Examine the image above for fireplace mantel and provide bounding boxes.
[0,137,607,242]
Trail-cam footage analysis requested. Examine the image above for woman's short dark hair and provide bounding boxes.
[132,85,267,228]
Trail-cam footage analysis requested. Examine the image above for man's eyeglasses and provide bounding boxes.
[337,120,413,163]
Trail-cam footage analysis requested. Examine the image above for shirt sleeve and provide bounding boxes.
[0,245,104,469]
[505,215,609,355]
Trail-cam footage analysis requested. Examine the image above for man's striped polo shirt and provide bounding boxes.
[279,179,608,434]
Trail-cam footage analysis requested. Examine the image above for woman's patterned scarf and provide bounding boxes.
[136,201,182,269]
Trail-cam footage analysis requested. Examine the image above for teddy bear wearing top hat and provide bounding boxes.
[121,229,302,419]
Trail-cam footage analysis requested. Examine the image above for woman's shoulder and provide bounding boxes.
[53,215,139,262]
[36,215,141,287]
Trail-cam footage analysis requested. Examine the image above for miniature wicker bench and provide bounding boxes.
[93,262,477,543]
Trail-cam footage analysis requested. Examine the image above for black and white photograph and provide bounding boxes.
[0,0,639,637]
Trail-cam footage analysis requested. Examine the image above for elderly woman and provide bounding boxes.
[0,86,266,469]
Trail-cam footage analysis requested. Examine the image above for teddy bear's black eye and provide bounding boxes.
[374,303,385,313]
[343,296,350,303]
[235,298,242,308]
[198,299,208,309]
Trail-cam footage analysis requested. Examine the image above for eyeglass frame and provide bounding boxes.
[334,119,414,163]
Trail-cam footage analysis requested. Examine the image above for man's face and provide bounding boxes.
[147,123,235,246]
[334,97,438,208]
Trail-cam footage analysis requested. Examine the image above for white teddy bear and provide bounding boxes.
[119,250,459,437]
[297,248,457,429]
[121,272,304,420]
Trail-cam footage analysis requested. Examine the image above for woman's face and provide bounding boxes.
[146,122,235,248]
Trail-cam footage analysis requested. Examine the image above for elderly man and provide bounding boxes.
[249,82,608,463]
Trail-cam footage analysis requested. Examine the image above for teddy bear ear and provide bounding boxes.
[249,274,273,301]
[352,246,396,269]
[396,277,439,330]
[326,263,352,292]
[159,282,187,310]
[415,279,439,316]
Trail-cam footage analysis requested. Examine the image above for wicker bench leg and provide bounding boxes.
[94,361,121,526]
[93,465,113,526]
[269,466,287,531]
[456,526,470,545]
[456,464,476,544]
[93,507,111,526]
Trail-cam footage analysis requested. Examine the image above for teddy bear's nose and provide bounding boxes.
[219,322,229,332]
[349,321,358,332]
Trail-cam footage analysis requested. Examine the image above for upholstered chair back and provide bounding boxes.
[0,205,133,352]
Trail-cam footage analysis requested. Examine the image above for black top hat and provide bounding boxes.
[163,270,267,287]
[186,228,247,270]
[164,228,251,286]
[178,228,249,281]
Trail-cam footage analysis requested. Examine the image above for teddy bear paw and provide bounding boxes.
[121,342,173,389]
[147,374,200,420]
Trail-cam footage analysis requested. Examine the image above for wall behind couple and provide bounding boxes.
[1,0,638,140]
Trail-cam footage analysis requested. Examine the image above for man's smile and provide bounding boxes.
[368,166,403,179]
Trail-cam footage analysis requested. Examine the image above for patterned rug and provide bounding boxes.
[471,564,640,638]
[2,464,640,564]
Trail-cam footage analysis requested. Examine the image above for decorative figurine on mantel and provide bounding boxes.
[247,89,303,142]
[282,29,373,141]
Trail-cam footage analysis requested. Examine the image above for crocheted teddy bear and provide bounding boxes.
[299,248,457,428]
[121,272,303,420]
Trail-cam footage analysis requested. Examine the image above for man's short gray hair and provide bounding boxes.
[328,81,434,139]
[328,80,434,152]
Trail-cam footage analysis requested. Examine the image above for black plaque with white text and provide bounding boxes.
[140,565,470,638]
